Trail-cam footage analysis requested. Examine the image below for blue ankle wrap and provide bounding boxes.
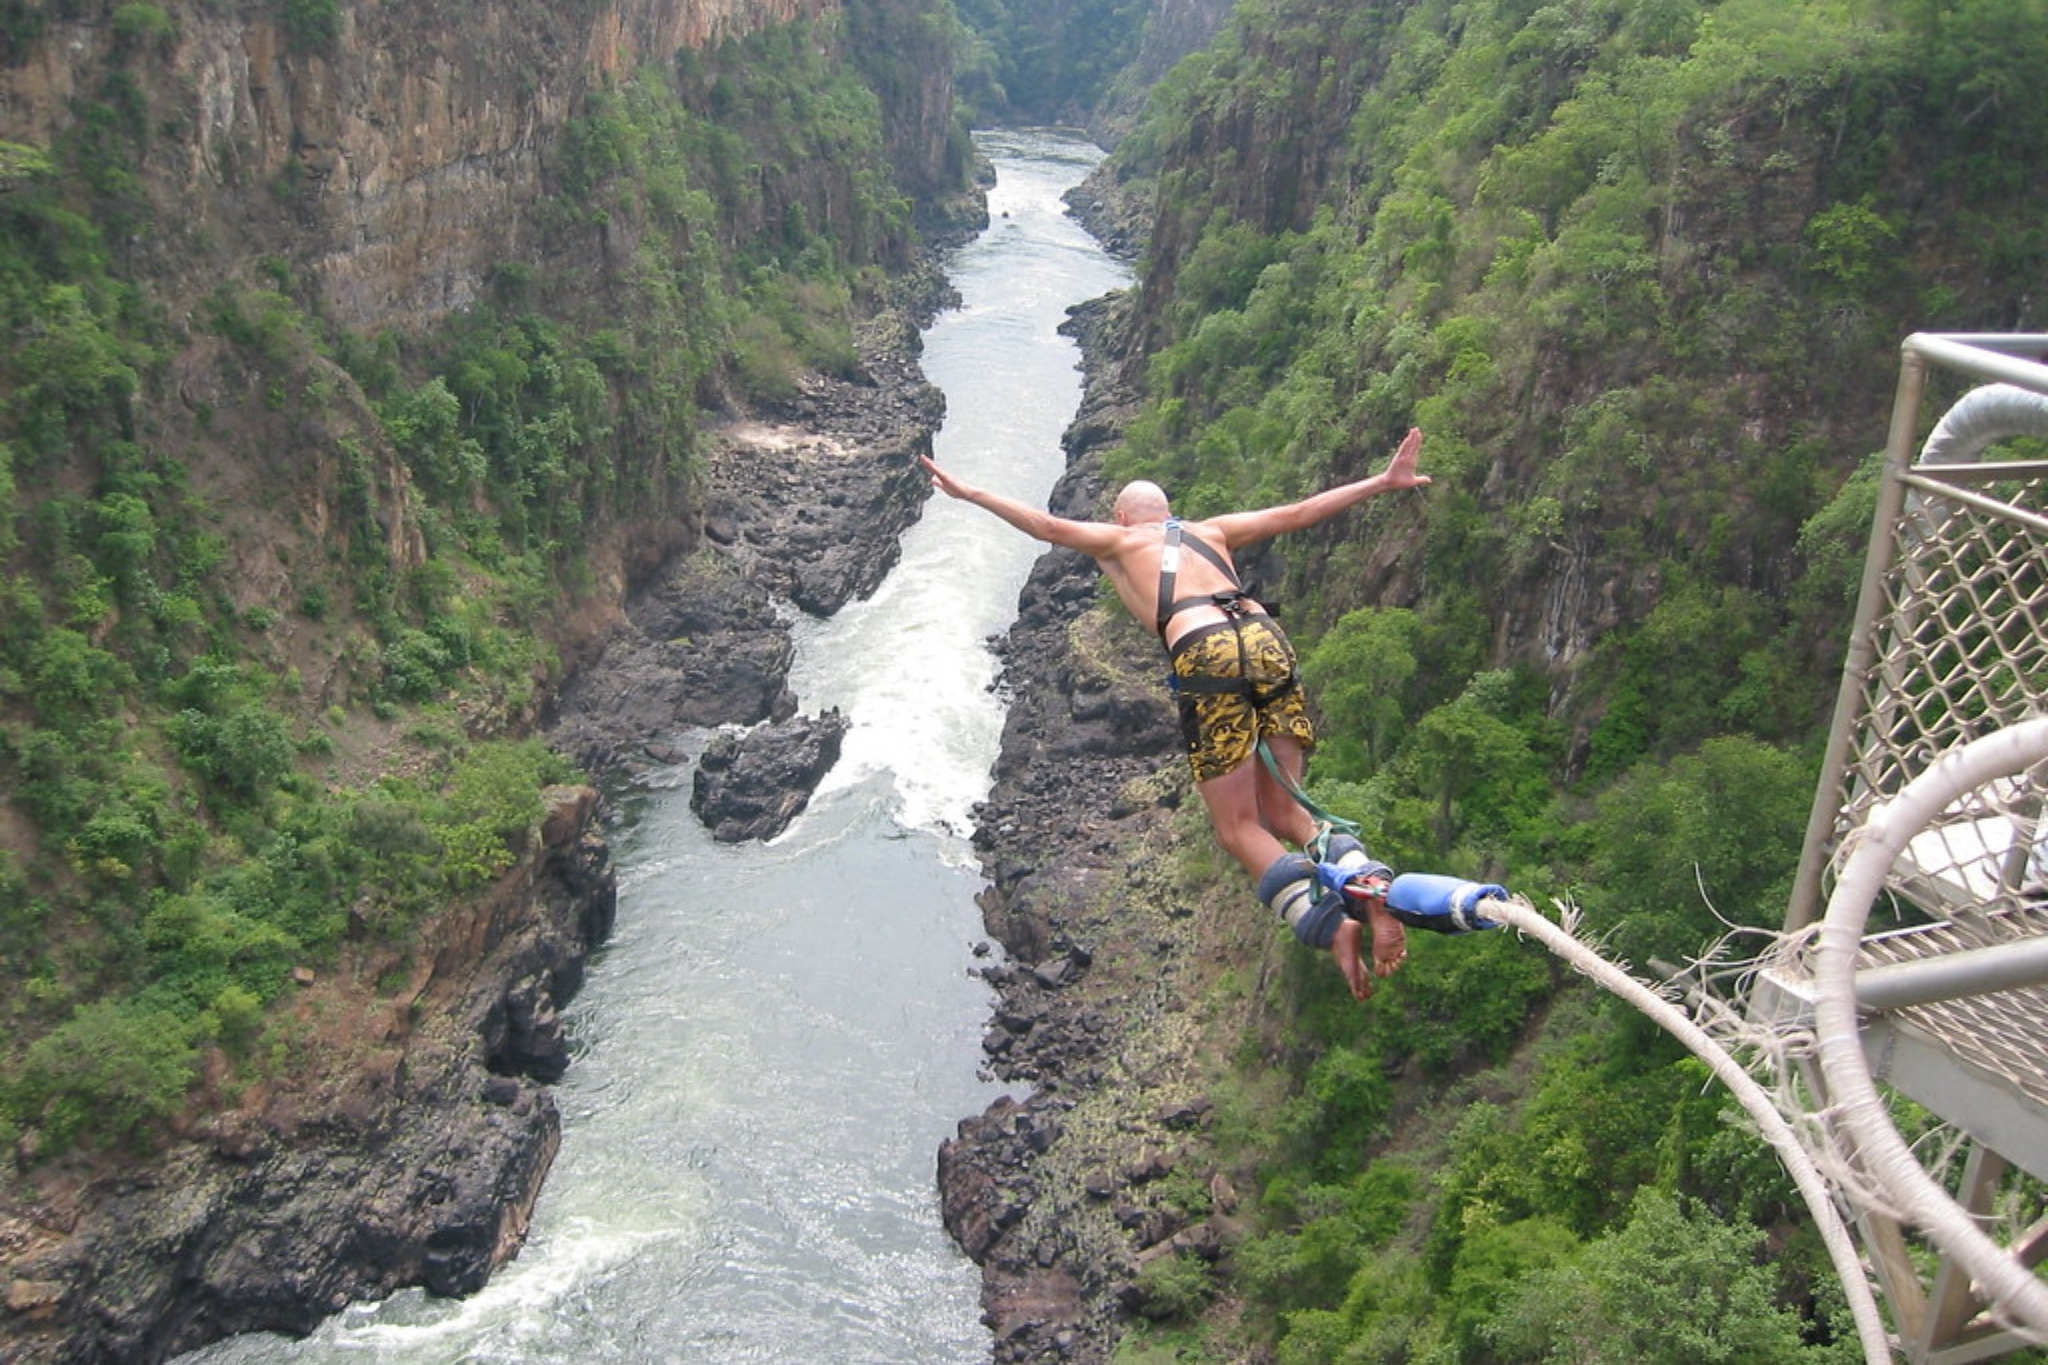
[1316,857,1392,894]
[1314,834,1392,893]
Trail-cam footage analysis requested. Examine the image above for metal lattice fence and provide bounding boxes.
[1768,335,2048,1363]
[1790,336,2048,941]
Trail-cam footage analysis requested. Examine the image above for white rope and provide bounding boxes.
[1487,896,1897,1364]
[1810,717,2048,1344]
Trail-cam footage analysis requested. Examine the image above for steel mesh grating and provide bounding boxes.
[1824,468,2048,945]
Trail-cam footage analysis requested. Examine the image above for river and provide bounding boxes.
[178,127,1130,1365]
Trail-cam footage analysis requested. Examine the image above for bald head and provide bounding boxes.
[1113,480,1170,526]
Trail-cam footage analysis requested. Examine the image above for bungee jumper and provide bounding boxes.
[922,426,1503,1002]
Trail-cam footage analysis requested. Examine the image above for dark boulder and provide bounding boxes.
[690,710,850,842]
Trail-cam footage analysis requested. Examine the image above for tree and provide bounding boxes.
[13,1001,196,1152]
[1484,1189,1816,1365]
[1584,735,1811,969]
[1400,670,1547,856]
[1301,606,1421,775]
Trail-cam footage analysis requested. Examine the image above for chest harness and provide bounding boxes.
[1157,520,1297,707]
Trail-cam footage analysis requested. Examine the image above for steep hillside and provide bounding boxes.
[944,2,2048,1363]
[1118,0,2047,768]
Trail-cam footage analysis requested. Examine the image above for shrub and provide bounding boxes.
[169,701,296,806]
[13,1000,196,1153]
[111,2,175,54]
[202,983,265,1052]
[27,625,130,718]
[379,626,456,701]
[1129,1252,1215,1323]
[430,740,573,887]
[276,0,339,51]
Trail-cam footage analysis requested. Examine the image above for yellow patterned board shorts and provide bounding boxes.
[1167,615,1317,783]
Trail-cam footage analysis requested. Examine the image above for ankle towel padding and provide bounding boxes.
[1258,853,1345,949]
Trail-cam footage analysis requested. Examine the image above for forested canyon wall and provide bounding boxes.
[3,0,835,329]
[0,2,968,1359]
[1109,0,2048,769]
[952,4,2048,1359]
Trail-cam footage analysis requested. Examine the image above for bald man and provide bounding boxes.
[921,427,1430,1001]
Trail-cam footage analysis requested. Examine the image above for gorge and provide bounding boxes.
[6,0,2048,1362]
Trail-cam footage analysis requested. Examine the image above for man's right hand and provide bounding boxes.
[919,454,971,500]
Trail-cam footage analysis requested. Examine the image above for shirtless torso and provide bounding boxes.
[1088,519,1267,650]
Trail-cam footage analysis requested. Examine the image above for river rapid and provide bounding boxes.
[178,128,1130,1365]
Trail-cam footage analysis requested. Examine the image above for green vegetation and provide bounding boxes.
[0,7,959,1162]
[953,0,1152,122]
[275,0,341,53]
[1080,0,2048,1360]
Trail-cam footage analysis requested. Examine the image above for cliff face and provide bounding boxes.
[3,0,834,332]
[0,0,916,731]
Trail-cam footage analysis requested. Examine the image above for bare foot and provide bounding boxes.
[1331,918,1375,1001]
[1342,878,1410,978]
[1366,901,1409,978]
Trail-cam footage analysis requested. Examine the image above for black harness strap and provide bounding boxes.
[1155,520,1253,636]
[1167,622,1299,706]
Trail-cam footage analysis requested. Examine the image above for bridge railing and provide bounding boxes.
[1787,333,2048,938]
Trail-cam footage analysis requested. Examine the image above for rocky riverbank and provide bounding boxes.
[931,156,1314,1363]
[937,283,1273,1364]
[0,787,615,1365]
[543,292,949,796]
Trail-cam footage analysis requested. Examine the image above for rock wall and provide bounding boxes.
[0,0,833,332]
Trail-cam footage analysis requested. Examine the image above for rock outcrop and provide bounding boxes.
[691,708,850,842]
[0,787,616,1365]
[543,299,949,777]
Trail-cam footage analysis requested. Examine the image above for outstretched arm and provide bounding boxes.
[920,455,1126,557]
[1205,426,1430,549]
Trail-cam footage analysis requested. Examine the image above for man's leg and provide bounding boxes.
[1202,758,1383,1002]
[1181,678,1393,1003]
[1196,758,1285,882]
[1252,733,1318,851]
